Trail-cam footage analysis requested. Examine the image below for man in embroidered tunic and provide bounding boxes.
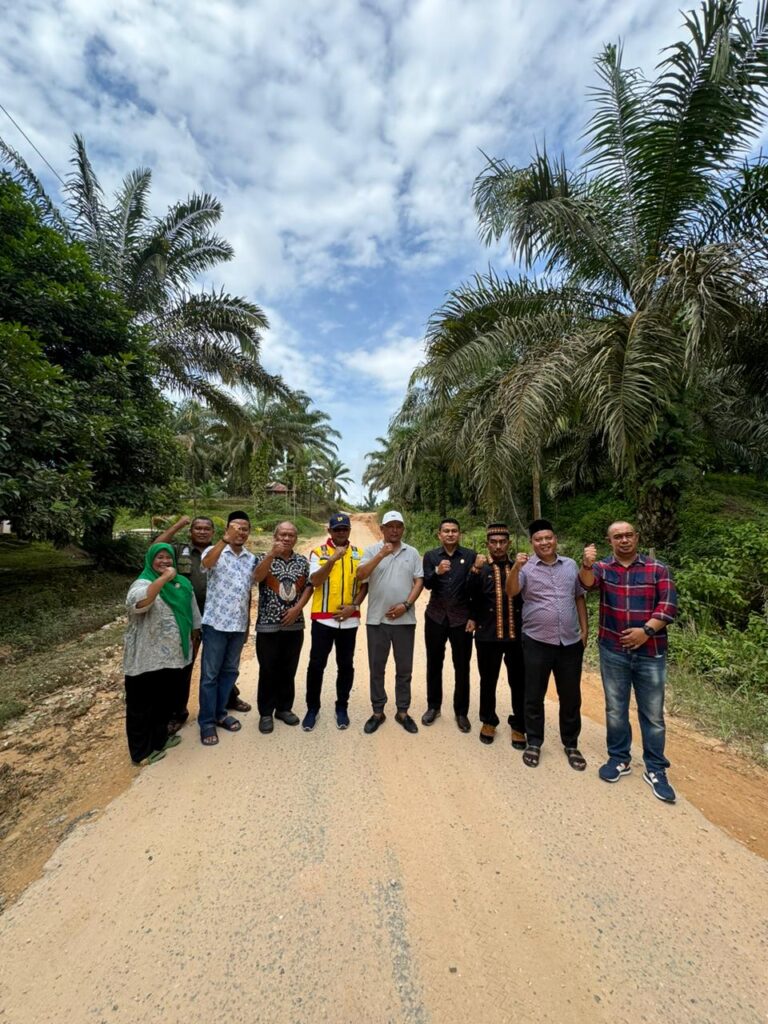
[580,521,678,803]
[467,523,525,747]
[253,521,313,734]
[506,518,588,771]
[198,511,256,745]
[302,513,367,732]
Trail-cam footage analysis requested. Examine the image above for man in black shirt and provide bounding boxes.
[467,523,526,747]
[421,518,480,732]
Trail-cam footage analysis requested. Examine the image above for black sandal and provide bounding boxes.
[565,747,587,771]
[522,745,541,768]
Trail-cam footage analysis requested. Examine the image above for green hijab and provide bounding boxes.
[138,543,196,659]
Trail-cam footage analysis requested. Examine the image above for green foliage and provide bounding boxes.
[0,568,127,658]
[542,489,634,546]
[87,533,153,573]
[0,175,180,545]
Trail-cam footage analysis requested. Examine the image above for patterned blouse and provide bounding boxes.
[123,579,201,676]
[255,552,311,633]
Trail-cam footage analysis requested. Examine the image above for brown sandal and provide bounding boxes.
[522,745,541,767]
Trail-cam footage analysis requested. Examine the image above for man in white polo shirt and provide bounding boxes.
[357,511,424,735]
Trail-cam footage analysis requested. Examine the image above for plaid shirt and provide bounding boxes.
[589,554,677,656]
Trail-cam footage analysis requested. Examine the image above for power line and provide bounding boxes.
[0,102,66,186]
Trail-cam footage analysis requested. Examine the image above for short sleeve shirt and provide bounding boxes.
[361,542,423,626]
[517,554,585,645]
[201,545,257,633]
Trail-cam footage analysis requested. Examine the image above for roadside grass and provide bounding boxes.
[0,537,92,571]
[0,619,125,729]
[0,564,128,728]
[665,662,768,765]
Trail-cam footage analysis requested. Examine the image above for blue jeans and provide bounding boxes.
[198,626,247,730]
[598,642,670,772]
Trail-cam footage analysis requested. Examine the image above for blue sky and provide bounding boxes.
[1,0,687,500]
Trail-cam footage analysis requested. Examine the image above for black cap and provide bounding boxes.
[227,510,250,525]
[528,518,554,537]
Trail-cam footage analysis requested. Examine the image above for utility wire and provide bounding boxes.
[0,102,66,186]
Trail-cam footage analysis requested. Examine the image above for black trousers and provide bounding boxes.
[125,668,182,763]
[425,616,473,716]
[476,639,525,730]
[522,635,583,748]
[256,630,304,716]
[305,621,358,711]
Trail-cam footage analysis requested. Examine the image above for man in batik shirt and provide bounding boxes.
[253,521,313,734]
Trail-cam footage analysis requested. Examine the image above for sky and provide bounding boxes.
[1,0,689,501]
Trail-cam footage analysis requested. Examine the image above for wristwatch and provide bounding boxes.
[352,603,360,611]
[642,624,657,637]
[403,599,411,611]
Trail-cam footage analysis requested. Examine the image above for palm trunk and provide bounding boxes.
[532,464,541,520]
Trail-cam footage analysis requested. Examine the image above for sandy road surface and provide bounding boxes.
[1,516,767,1024]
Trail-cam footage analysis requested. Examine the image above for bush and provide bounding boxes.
[90,533,152,572]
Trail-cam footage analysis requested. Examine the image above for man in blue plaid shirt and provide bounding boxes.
[580,521,678,803]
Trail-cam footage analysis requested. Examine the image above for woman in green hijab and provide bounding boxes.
[123,543,201,765]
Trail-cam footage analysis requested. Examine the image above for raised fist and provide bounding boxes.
[582,544,598,568]
[473,554,487,569]
[160,566,177,582]
[381,542,395,557]
[514,552,529,568]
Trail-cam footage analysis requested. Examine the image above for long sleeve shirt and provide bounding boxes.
[588,554,677,656]
[467,559,522,642]
[422,545,476,626]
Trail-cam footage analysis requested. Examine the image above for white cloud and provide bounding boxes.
[348,331,425,395]
[0,0,694,487]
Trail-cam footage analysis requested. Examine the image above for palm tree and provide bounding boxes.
[412,0,768,543]
[0,133,283,425]
[317,456,354,505]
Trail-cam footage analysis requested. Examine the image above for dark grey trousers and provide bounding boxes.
[366,623,416,713]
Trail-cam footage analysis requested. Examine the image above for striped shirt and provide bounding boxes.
[589,554,677,656]
[517,554,585,645]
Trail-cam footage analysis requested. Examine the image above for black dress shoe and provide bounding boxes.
[421,708,441,726]
[275,710,300,726]
[395,712,419,734]
[455,715,471,733]
[364,713,386,734]
[258,715,274,734]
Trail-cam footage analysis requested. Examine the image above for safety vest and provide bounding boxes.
[310,542,363,619]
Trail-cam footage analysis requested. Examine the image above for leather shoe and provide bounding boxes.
[258,715,274,734]
[421,708,441,726]
[395,712,419,734]
[455,715,471,733]
[510,728,527,750]
[364,713,386,734]
[275,710,300,726]
[480,723,495,745]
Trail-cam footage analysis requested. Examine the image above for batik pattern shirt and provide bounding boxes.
[200,545,257,633]
[255,552,311,633]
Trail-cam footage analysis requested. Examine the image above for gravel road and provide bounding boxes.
[1,517,766,1024]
